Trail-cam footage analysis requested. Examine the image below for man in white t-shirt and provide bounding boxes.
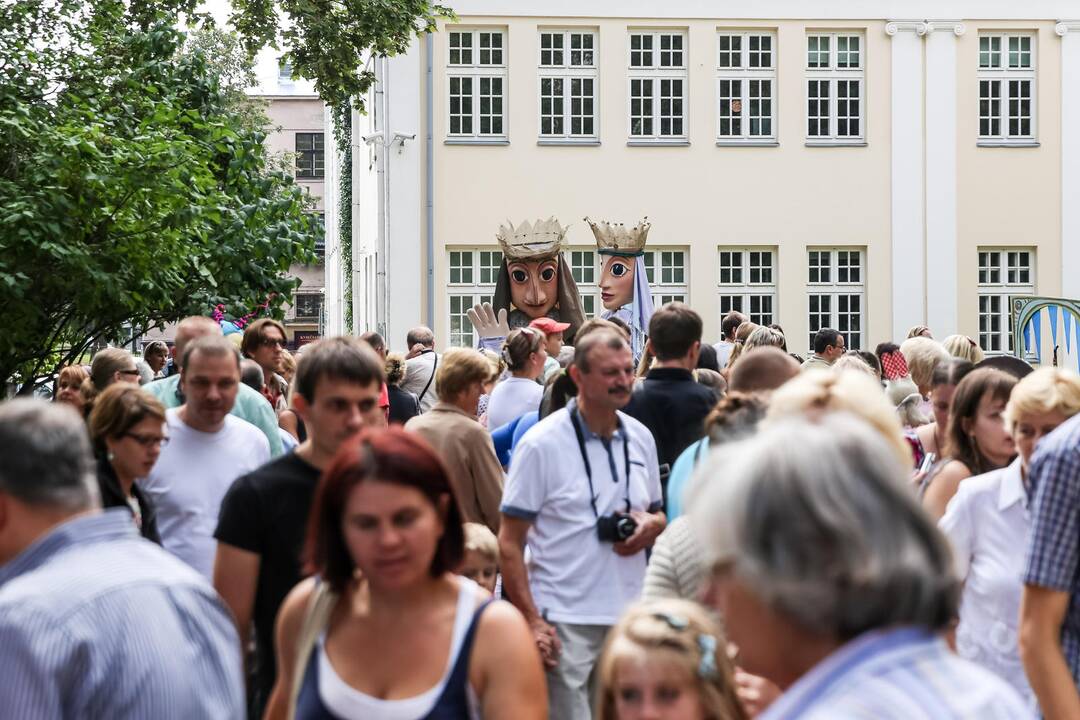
[499,326,665,719]
[140,335,270,578]
[713,310,747,370]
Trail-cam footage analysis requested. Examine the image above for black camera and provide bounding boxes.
[596,513,638,543]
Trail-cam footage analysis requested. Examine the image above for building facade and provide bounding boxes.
[338,1,1080,355]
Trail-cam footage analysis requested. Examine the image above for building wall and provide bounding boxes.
[341,1,1077,357]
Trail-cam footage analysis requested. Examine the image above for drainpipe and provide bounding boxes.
[425,32,435,327]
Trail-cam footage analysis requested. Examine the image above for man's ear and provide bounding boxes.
[569,364,582,385]
[292,392,310,422]
[0,493,9,535]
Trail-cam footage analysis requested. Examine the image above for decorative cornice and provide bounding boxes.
[925,21,966,36]
[886,21,927,36]
[1056,21,1080,36]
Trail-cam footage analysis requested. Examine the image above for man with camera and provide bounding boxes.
[499,325,665,719]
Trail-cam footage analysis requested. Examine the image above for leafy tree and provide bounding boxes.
[0,0,316,389]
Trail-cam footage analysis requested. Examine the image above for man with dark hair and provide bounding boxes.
[213,337,385,718]
[402,325,440,413]
[140,336,270,579]
[499,327,665,718]
[144,316,283,455]
[625,303,718,490]
[240,318,290,410]
[803,327,845,371]
[0,401,244,719]
[713,310,748,369]
[359,330,386,359]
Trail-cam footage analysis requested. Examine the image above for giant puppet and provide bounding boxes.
[467,218,586,348]
[585,216,654,362]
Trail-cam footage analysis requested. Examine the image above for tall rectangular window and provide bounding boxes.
[978,33,1035,142]
[539,30,598,140]
[807,248,865,350]
[295,133,324,179]
[628,31,688,141]
[978,248,1034,353]
[569,248,600,317]
[717,248,777,327]
[643,248,689,305]
[716,32,777,141]
[805,33,864,142]
[447,29,507,140]
[446,249,503,346]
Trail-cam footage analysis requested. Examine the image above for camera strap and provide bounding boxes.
[569,405,631,519]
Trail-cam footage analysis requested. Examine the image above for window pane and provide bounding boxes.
[807,80,830,137]
[749,34,772,68]
[808,35,830,68]
[718,79,742,137]
[630,78,654,136]
[836,80,860,137]
[718,34,742,68]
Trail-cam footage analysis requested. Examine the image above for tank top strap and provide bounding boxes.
[421,597,495,720]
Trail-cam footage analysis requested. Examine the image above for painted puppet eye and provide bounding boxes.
[540,267,556,282]
[610,262,630,277]
[511,269,528,283]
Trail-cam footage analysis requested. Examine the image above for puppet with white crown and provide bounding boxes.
[466,218,586,350]
[585,216,655,363]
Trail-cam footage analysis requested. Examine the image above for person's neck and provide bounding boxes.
[653,358,694,371]
[112,464,136,498]
[0,506,97,566]
[294,439,333,470]
[363,573,448,620]
[177,405,225,433]
[260,364,277,383]
[768,627,842,691]
[451,395,477,417]
[576,395,618,438]
[511,370,535,381]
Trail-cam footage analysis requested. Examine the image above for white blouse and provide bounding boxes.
[939,458,1034,706]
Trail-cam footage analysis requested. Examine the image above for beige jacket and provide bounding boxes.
[405,402,505,533]
[801,354,833,372]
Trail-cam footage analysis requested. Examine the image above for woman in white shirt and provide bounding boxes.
[485,327,547,430]
[940,367,1080,705]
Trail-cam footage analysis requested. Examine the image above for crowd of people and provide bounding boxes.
[1,303,1079,719]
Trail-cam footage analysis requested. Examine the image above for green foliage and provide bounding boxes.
[230,0,455,109]
[0,0,316,388]
[332,104,354,331]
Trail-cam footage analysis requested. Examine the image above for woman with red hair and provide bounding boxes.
[265,426,545,720]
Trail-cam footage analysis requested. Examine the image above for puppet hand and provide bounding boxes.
[467,302,510,340]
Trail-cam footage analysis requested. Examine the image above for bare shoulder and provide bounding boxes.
[278,577,318,634]
[474,599,533,652]
[935,460,972,484]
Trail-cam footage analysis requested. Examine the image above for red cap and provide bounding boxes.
[529,317,571,335]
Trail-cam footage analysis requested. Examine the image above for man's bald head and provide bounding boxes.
[729,346,800,394]
[174,316,223,370]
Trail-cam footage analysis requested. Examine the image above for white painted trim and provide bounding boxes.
[925,22,962,337]
[450,1,1076,21]
[1060,22,1080,296]
[888,20,926,337]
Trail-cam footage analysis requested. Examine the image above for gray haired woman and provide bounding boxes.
[690,413,1030,718]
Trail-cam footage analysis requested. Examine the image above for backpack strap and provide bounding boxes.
[287,580,339,720]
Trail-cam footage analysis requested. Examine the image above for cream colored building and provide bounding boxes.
[332,1,1080,356]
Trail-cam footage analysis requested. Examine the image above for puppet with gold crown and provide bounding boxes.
[466,218,586,349]
[585,216,655,362]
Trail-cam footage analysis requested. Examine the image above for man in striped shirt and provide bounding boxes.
[692,414,1030,719]
[0,400,244,719]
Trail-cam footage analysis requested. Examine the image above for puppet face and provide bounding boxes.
[599,255,635,310]
[507,258,559,319]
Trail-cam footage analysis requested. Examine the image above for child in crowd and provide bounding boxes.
[596,599,748,720]
[459,522,498,595]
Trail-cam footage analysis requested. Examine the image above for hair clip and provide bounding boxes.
[652,611,689,630]
[697,634,719,679]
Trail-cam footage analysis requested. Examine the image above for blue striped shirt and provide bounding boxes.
[759,627,1033,719]
[0,509,245,719]
[1024,411,1080,684]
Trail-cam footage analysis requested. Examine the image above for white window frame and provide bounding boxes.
[567,247,601,318]
[977,247,1035,354]
[446,248,503,346]
[643,248,689,306]
[806,248,866,351]
[978,32,1036,144]
[805,32,865,144]
[628,30,688,142]
[716,31,777,143]
[538,29,599,142]
[717,248,778,327]
[446,28,508,141]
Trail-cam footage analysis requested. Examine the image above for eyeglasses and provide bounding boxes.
[119,368,141,376]
[123,433,169,448]
[261,338,286,348]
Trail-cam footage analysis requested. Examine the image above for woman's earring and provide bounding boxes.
[107,451,115,462]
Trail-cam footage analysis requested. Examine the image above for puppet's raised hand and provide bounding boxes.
[467,302,510,351]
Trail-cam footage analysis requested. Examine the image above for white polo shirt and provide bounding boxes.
[501,400,662,625]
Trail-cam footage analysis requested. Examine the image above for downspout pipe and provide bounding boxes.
[425,32,435,328]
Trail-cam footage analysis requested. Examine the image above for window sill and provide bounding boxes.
[977,140,1040,148]
[716,140,779,147]
[296,177,326,182]
[627,139,691,147]
[804,140,867,147]
[443,138,510,146]
[537,139,601,147]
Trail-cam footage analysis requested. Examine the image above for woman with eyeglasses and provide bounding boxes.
[82,347,142,416]
[87,384,167,543]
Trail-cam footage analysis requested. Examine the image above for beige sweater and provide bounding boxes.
[642,515,707,601]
